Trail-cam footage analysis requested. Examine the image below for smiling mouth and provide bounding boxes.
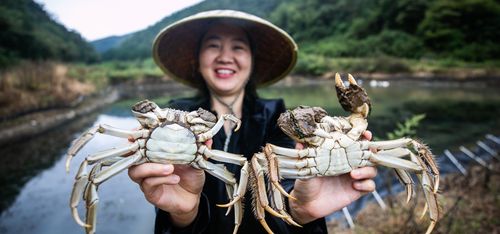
[216,69,235,75]
[215,68,236,78]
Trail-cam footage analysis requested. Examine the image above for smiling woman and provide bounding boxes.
[198,22,253,98]
[127,9,378,234]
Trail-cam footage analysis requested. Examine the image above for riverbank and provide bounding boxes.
[0,90,118,145]
[1,71,499,146]
[327,160,500,233]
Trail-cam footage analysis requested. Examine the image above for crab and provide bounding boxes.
[239,73,440,234]
[65,100,248,234]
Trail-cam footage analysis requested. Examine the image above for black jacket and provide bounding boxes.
[154,96,327,234]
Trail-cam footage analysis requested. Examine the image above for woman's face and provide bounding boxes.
[198,23,252,96]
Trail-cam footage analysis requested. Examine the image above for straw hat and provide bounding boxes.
[152,10,298,88]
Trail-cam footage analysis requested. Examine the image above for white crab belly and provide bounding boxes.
[315,148,352,176]
[145,124,197,163]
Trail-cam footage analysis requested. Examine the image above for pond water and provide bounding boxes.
[0,79,499,233]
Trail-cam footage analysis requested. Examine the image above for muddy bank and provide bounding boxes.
[0,80,193,146]
[0,90,119,146]
[327,160,500,234]
[1,72,498,146]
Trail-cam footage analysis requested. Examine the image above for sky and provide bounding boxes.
[35,0,203,41]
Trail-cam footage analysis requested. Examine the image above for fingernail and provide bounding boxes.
[164,164,173,174]
[354,182,362,190]
[172,175,180,183]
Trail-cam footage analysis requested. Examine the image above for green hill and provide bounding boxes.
[92,34,132,53]
[0,0,99,68]
[101,0,500,62]
[101,0,284,60]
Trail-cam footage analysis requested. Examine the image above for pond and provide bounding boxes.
[0,79,499,233]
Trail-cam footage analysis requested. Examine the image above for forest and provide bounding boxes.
[1,0,499,71]
[0,0,98,69]
[100,0,500,63]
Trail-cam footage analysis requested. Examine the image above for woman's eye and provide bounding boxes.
[233,45,247,51]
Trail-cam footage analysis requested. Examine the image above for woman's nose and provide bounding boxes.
[216,46,233,63]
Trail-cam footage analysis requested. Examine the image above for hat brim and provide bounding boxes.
[152,10,298,88]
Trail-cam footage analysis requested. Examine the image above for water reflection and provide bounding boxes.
[0,114,155,234]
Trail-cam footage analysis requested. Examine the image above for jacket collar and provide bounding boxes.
[189,95,267,157]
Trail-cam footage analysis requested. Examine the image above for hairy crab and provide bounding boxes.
[65,100,247,234]
[243,74,440,234]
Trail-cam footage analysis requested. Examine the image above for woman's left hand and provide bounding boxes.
[288,131,377,225]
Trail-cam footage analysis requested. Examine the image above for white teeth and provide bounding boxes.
[216,69,234,74]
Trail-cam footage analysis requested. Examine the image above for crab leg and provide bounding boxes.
[267,143,316,158]
[377,148,413,158]
[393,168,415,203]
[218,161,249,208]
[369,152,423,171]
[70,160,91,227]
[65,125,148,172]
[70,157,123,229]
[83,157,121,234]
[92,152,143,184]
[198,145,247,165]
[201,160,244,234]
[408,141,440,234]
[85,142,140,163]
[410,140,439,192]
[361,138,413,150]
[269,185,301,227]
[249,155,274,234]
[250,154,289,218]
[84,182,98,234]
[197,114,241,142]
[218,162,249,234]
[346,110,368,140]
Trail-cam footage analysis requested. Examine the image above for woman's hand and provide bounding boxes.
[128,161,205,227]
[288,131,378,225]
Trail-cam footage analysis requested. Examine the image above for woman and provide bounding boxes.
[128,10,377,234]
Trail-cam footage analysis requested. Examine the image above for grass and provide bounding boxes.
[293,52,500,77]
[0,61,95,119]
[328,161,500,233]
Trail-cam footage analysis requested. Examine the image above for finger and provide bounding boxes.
[140,174,180,192]
[128,163,174,183]
[353,179,376,192]
[362,130,372,141]
[205,139,213,149]
[295,142,304,150]
[350,167,377,180]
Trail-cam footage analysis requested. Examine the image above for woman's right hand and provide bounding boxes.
[128,162,205,227]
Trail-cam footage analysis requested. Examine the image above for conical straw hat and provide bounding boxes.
[152,10,298,88]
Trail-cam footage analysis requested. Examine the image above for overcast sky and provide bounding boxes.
[35,0,203,41]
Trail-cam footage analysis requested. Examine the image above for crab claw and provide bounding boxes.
[223,114,242,132]
[334,73,371,116]
[335,72,346,89]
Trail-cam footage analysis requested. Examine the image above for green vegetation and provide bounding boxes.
[2,0,499,75]
[1,0,499,120]
[330,162,500,233]
[100,0,499,66]
[377,114,426,141]
[0,0,98,69]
